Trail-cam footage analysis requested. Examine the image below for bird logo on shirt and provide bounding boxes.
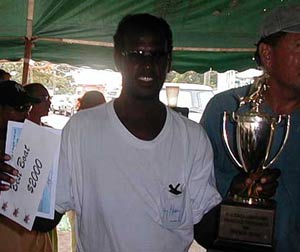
[169,183,182,195]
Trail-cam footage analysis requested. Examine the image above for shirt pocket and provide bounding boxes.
[160,184,186,229]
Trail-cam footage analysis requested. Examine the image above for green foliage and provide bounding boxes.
[165,70,218,89]
[209,71,218,88]
[0,60,217,92]
[57,214,71,231]
[203,70,218,88]
[0,60,76,95]
[166,70,206,86]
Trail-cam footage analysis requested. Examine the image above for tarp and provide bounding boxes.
[0,0,299,73]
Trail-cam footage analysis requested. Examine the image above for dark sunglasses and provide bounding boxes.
[13,104,32,112]
[121,50,168,62]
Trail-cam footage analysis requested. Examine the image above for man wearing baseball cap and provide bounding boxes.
[195,4,300,252]
[259,5,300,38]
[0,80,52,251]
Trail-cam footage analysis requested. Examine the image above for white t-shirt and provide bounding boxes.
[55,101,222,252]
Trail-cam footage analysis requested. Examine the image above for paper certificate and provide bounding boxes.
[1,120,61,230]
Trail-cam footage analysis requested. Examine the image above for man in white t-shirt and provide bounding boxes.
[34,13,221,252]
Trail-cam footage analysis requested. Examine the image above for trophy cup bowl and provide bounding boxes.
[235,111,276,175]
[214,75,290,252]
[223,109,290,203]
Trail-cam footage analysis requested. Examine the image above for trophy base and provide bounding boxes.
[213,239,273,252]
[214,199,276,252]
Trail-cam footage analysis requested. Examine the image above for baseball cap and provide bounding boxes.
[260,5,300,39]
[0,80,41,107]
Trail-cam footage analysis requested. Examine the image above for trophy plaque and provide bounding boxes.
[214,74,290,252]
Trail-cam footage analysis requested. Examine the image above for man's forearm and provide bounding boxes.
[194,204,220,248]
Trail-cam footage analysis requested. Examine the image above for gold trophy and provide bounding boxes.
[216,74,290,251]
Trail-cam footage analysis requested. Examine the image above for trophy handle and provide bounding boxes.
[263,114,290,169]
[222,112,245,171]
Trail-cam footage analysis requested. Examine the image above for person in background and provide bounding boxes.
[199,5,300,251]
[76,90,106,111]
[0,80,52,252]
[24,83,58,252]
[0,69,11,81]
[30,13,221,252]
[24,83,52,126]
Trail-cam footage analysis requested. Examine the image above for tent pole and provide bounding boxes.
[22,38,32,85]
[22,0,35,85]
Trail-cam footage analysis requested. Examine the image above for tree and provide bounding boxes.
[0,60,217,93]
[166,70,211,87]
[0,60,76,94]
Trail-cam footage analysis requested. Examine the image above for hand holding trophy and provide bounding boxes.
[229,167,281,200]
[215,74,290,252]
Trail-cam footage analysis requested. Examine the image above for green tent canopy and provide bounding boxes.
[0,0,298,76]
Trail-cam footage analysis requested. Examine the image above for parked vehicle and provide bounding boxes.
[159,83,215,123]
[51,95,75,116]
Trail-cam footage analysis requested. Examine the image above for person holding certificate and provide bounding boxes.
[24,82,59,252]
[0,80,52,252]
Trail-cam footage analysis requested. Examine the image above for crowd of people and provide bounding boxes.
[0,3,300,252]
